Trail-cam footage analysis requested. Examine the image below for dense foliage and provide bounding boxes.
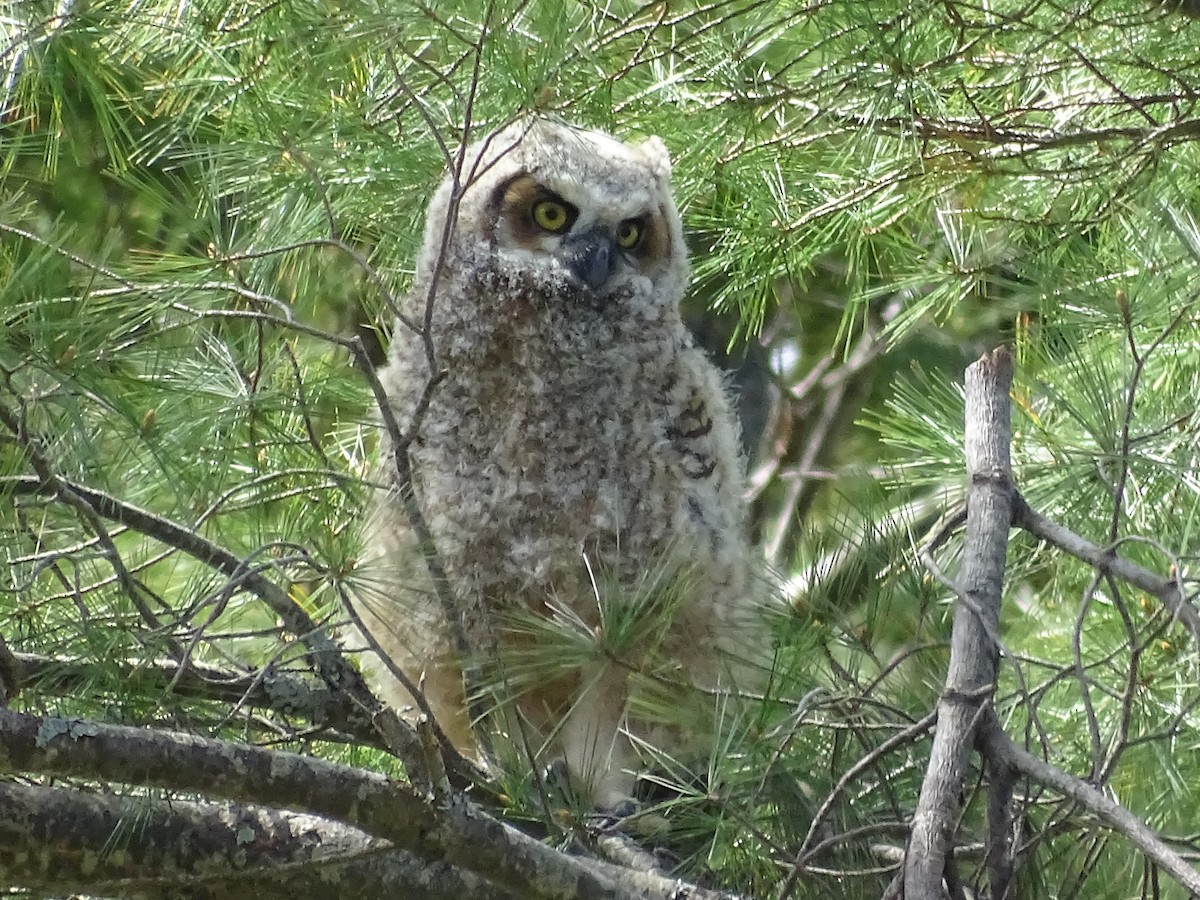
[4,1,1200,897]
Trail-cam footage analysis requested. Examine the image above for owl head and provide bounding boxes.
[413,118,690,313]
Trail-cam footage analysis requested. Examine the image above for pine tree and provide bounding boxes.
[4,1,1200,897]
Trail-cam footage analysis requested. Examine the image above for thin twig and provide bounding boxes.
[979,711,1200,896]
[1012,494,1200,644]
[2,472,465,786]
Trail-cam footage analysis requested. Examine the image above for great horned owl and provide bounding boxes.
[354,118,760,810]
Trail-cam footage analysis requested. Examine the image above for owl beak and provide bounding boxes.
[560,228,616,291]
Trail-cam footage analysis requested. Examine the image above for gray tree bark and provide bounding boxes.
[0,707,743,900]
[903,347,1013,899]
[0,779,517,900]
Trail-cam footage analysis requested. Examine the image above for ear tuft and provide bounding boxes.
[637,136,673,182]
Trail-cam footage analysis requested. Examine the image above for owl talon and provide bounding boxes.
[605,798,640,820]
[587,796,641,832]
[541,757,571,789]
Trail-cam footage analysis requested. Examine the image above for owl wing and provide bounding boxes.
[667,388,720,480]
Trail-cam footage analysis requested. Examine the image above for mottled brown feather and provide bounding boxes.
[350,119,764,810]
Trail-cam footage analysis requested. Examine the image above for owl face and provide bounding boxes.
[417,120,689,307]
[487,172,674,293]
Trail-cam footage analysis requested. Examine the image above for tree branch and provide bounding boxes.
[977,712,1200,896]
[11,651,384,748]
[0,707,743,900]
[905,347,1014,898]
[3,472,487,790]
[0,779,516,900]
[0,779,367,887]
[1012,495,1200,645]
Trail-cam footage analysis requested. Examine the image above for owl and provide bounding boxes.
[353,118,761,811]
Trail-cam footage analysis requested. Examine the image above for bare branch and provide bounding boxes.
[1012,495,1200,645]
[905,346,1014,898]
[983,744,1018,900]
[0,779,516,900]
[978,713,1200,896]
[0,708,744,900]
[0,779,377,885]
[11,651,382,747]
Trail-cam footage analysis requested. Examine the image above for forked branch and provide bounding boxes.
[905,348,1200,899]
[904,346,1015,898]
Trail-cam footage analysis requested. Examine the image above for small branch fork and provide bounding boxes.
[899,347,1200,899]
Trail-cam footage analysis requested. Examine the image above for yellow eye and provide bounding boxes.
[532,199,571,233]
[616,219,643,249]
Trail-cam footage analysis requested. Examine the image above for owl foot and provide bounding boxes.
[603,797,640,819]
[540,758,590,811]
[540,758,642,824]
[589,796,675,843]
[586,796,641,835]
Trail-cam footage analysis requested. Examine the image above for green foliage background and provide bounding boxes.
[4,0,1200,897]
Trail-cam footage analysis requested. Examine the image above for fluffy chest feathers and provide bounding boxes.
[387,267,735,603]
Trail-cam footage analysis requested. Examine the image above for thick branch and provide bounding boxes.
[906,347,1014,899]
[0,779,513,900]
[124,855,514,900]
[0,708,740,900]
[0,779,378,885]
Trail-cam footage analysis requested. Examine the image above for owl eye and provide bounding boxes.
[616,218,644,250]
[531,199,574,234]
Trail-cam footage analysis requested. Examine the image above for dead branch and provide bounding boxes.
[905,347,1014,899]
[977,713,1200,895]
[1012,495,1200,644]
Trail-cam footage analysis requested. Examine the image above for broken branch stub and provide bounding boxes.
[904,347,1014,899]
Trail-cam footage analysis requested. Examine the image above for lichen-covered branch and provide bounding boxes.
[0,707,742,900]
[0,779,515,900]
[0,779,378,886]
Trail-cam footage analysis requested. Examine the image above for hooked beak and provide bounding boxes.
[558,227,616,291]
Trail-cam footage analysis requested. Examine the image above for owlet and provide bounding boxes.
[352,118,761,810]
